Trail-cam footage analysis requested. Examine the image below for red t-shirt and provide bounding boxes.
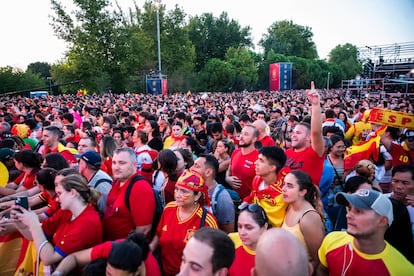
[103,173,156,241]
[259,135,275,147]
[230,148,259,199]
[284,146,324,186]
[156,202,218,276]
[90,240,161,276]
[42,205,102,257]
[390,143,414,167]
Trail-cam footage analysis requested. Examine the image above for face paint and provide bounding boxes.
[182,195,191,201]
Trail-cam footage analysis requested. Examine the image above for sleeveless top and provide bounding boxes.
[281,209,319,260]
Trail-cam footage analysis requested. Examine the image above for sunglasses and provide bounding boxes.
[241,204,268,223]
[407,137,414,142]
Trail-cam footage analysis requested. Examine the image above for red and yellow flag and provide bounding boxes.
[344,125,387,170]
[368,108,414,129]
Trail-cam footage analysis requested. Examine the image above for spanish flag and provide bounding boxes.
[0,233,23,274]
[13,239,50,275]
[344,125,387,170]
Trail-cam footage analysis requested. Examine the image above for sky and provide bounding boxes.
[0,0,413,70]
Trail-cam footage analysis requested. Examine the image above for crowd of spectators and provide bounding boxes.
[0,85,413,275]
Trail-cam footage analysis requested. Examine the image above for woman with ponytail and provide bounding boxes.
[281,170,325,271]
[11,173,102,272]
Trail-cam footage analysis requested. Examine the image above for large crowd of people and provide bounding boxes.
[0,83,413,275]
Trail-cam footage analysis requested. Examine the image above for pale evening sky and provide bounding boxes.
[0,0,413,70]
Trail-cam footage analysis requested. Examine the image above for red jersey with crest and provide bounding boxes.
[156,202,218,276]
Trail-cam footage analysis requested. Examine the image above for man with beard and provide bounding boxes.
[280,82,325,186]
[317,189,414,275]
[225,125,259,199]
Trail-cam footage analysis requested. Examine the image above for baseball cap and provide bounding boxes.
[79,150,102,169]
[1,131,12,139]
[0,148,15,162]
[403,129,414,141]
[336,189,394,226]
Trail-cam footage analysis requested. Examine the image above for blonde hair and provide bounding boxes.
[59,174,100,206]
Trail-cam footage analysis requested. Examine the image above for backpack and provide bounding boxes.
[124,175,164,237]
[93,178,112,189]
[211,184,242,215]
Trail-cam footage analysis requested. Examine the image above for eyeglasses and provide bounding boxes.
[241,204,268,223]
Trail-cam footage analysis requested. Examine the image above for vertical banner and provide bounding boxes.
[269,63,280,91]
[162,79,168,94]
[146,79,162,95]
[280,63,292,91]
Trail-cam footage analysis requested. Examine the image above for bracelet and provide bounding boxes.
[51,271,62,276]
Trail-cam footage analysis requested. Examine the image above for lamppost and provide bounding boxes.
[154,0,162,79]
[327,72,331,91]
[47,77,52,94]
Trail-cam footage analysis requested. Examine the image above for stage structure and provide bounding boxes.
[358,42,414,79]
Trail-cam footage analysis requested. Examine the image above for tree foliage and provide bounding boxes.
[260,20,318,59]
[0,1,365,94]
[27,62,52,79]
[187,12,252,71]
[328,43,362,80]
[0,67,47,94]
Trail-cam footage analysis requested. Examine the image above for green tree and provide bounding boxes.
[27,62,52,79]
[0,66,47,94]
[328,43,362,80]
[225,47,258,91]
[260,20,318,59]
[187,12,252,71]
[51,0,126,93]
[198,58,236,92]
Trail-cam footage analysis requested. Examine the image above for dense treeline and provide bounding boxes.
[0,0,362,95]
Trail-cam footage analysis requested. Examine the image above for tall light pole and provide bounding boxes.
[327,72,331,91]
[47,77,52,94]
[154,0,162,79]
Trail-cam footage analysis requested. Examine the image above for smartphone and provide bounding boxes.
[15,197,29,210]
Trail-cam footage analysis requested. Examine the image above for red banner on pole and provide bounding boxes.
[269,63,280,91]
[162,79,168,94]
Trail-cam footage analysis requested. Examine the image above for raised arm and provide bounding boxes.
[307,81,324,157]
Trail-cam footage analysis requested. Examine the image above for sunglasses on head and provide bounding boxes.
[241,204,268,222]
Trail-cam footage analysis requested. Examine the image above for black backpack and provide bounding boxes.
[124,175,164,237]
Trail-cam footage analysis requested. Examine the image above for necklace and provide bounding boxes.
[178,204,199,221]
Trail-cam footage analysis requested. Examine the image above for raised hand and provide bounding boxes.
[306,81,320,106]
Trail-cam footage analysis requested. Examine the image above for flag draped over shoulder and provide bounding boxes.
[344,125,387,170]
[0,232,23,274]
[13,239,50,276]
